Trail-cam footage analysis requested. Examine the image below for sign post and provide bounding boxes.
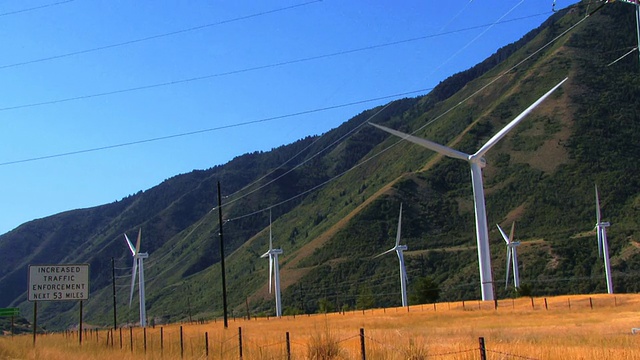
[0,308,20,337]
[28,264,90,345]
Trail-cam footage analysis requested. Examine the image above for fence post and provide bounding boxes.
[589,297,593,310]
[478,337,487,360]
[161,327,164,356]
[143,328,147,353]
[238,327,243,360]
[544,298,548,310]
[530,297,535,309]
[119,328,123,349]
[568,298,571,309]
[360,328,366,360]
[180,326,184,359]
[129,327,133,353]
[205,332,209,359]
[286,332,291,360]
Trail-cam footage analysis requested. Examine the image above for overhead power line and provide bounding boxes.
[0,0,322,70]
[0,89,429,167]
[222,2,594,223]
[0,12,551,113]
[0,0,74,18]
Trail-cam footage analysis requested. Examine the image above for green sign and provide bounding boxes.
[0,308,19,317]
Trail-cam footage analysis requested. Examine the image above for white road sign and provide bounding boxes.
[28,264,89,301]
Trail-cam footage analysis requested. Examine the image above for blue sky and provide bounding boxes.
[0,0,579,234]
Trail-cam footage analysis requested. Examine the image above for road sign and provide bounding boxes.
[28,264,89,301]
[0,307,19,317]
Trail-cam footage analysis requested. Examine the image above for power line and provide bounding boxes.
[0,89,428,167]
[223,2,590,224]
[0,0,74,18]
[0,12,552,113]
[0,0,322,70]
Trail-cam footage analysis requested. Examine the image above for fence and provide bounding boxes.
[20,294,633,359]
[56,327,543,360]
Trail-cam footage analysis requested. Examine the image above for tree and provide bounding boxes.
[317,298,335,314]
[410,276,440,304]
[516,283,533,298]
[356,286,375,310]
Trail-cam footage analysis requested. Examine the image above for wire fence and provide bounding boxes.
[17,294,636,359]
[44,326,547,359]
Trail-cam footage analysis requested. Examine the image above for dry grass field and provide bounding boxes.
[1,294,640,359]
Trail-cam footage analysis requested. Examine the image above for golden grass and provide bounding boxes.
[2,294,640,359]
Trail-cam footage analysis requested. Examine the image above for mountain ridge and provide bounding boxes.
[3,2,640,329]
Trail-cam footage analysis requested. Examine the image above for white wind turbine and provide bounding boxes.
[261,213,283,317]
[124,228,148,327]
[376,203,409,307]
[595,184,613,294]
[497,222,520,290]
[370,78,567,301]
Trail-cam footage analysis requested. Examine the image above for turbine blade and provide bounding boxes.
[505,250,512,289]
[497,224,510,244]
[129,258,138,306]
[269,210,273,250]
[509,222,515,244]
[475,77,568,158]
[135,228,142,253]
[395,203,403,248]
[595,184,602,223]
[268,256,273,293]
[597,227,603,258]
[369,122,470,161]
[124,234,136,255]
[374,248,396,258]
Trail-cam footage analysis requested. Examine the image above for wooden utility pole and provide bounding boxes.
[218,182,229,328]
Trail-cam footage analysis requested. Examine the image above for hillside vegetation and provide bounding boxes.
[1,1,639,329]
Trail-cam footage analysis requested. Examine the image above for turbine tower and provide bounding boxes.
[124,228,148,327]
[370,78,567,301]
[595,184,613,294]
[497,222,520,290]
[376,203,409,307]
[261,212,283,317]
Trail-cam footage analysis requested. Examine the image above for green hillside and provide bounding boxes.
[1,1,640,329]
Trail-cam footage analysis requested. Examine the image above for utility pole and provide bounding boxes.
[112,257,117,330]
[217,182,229,328]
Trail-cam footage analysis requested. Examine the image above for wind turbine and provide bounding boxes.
[497,222,520,290]
[370,78,567,301]
[376,203,409,307]
[124,228,148,327]
[611,0,640,67]
[595,184,613,294]
[261,212,283,317]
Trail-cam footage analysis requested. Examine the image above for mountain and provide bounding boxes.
[2,1,640,329]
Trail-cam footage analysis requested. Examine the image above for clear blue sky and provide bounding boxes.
[0,0,579,234]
